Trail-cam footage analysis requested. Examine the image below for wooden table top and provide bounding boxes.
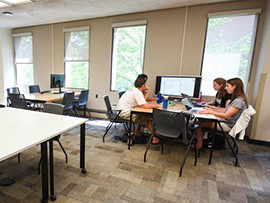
[24,91,81,102]
[132,101,186,114]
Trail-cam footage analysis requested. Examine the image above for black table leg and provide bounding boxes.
[41,142,49,203]
[49,140,56,201]
[80,123,87,173]
[128,111,133,150]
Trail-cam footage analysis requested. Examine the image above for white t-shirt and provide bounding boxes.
[117,87,147,117]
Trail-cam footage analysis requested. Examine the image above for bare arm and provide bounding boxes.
[141,103,161,109]
[199,106,239,119]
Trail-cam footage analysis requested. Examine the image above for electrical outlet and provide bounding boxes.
[96,94,98,98]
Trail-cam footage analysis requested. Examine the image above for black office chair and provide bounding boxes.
[9,94,28,109]
[29,85,41,93]
[202,121,239,167]
[73,90,91,118]
[63,92,75,115]
[118,91,126,98]
[103,95,129,142]
[6,87,20,106]
[144,108,198,177]
[38,102,68,174]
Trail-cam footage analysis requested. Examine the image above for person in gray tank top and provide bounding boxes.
[196,78,248,149]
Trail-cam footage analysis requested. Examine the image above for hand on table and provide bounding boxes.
[199,108,214,114]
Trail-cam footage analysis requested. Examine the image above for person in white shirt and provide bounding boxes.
[117,76,161,143]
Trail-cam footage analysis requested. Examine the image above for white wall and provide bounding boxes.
[0,28,15,105]
[250,0,270,141]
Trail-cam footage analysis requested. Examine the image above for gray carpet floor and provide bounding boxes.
[0,119,270,203]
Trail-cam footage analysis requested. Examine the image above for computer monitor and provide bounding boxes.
[155,75,202,98]
[50,74,65,93]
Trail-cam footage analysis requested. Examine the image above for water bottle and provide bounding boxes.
[157,92,162,104]
[163,96,168,109]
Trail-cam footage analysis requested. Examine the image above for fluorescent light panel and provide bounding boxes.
[3,0,31,4]
[0,2,9,8]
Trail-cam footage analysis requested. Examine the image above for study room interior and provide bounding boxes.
[1,0,270,202]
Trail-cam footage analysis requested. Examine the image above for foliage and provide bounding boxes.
[65,31,89,88]
[112,25,146,91]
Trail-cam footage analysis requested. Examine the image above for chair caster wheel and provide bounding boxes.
[50,195,57,201]
[81,168,87,174]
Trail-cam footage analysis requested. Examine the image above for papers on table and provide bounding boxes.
[192,114,217,120]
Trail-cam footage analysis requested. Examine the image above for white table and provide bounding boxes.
[0,108,88,202]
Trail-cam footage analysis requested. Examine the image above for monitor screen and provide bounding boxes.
[50,74,65,88]
[155,75,201,98]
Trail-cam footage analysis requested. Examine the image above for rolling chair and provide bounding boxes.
[6,87,20,106]
[118,91,126,98]
[103,95,129,142]
[38,102,68,174]
[62,92,75,115]
[29,85,41,93]
[73,90,91,118]
[144,108,198,177]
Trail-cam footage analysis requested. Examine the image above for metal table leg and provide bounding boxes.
[80,123,87,173]
[49,140,56,201]
[41,142,49,203]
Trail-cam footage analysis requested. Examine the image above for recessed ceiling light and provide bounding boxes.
[3,11,13,16]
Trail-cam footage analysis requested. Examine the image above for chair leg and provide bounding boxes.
[179,131,197,177]
[224,135,238,167]
[160,139,164,155]
[74,108,80,116]
[103,122,114,142]
[208,133,216,165]
[86,108,91,119]
[38,157,41,175]
[55,139,68,163]
[194,140,197,166]
[230,136,238,155]
[17,153,21,163]
[144,133,154,162]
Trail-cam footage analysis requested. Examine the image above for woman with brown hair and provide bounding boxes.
[207,77,231,108]
[196,78,248,149]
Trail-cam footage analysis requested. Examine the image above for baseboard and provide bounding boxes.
[246,136,270,146]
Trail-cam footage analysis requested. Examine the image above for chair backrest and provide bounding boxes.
[44,102,64,115]
[119,91,126,99]
[229,104,256,140]
[103,95,112,115]
[9,94,28,109]
[77,90,89,106]
[7,87,20,96]
[29,85,40,93]
[63,92,74,111]
[153,108,188,139]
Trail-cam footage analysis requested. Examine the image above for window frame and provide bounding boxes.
[63,27,90,89]
[110,22,147,92]
[199,11,260,96]
[13,33,34,86]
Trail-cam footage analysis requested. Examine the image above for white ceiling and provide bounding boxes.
[0,0,238,29]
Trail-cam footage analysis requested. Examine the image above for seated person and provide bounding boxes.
[196,78,248,149]
[117,77,161,143]
[136,74,157,102]
[206,77,231,109]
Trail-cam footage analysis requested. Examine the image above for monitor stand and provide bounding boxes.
[52,86,66,94]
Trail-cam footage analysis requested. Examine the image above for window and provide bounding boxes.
[64,28,89,89]
[111,21,147,91]
[201,12,259,96]
[13,33,34,85]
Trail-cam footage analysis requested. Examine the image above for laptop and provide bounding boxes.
[181,93,206,107]
[181,98,203,113]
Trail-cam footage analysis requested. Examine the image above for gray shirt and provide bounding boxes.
[223,97,247,128]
